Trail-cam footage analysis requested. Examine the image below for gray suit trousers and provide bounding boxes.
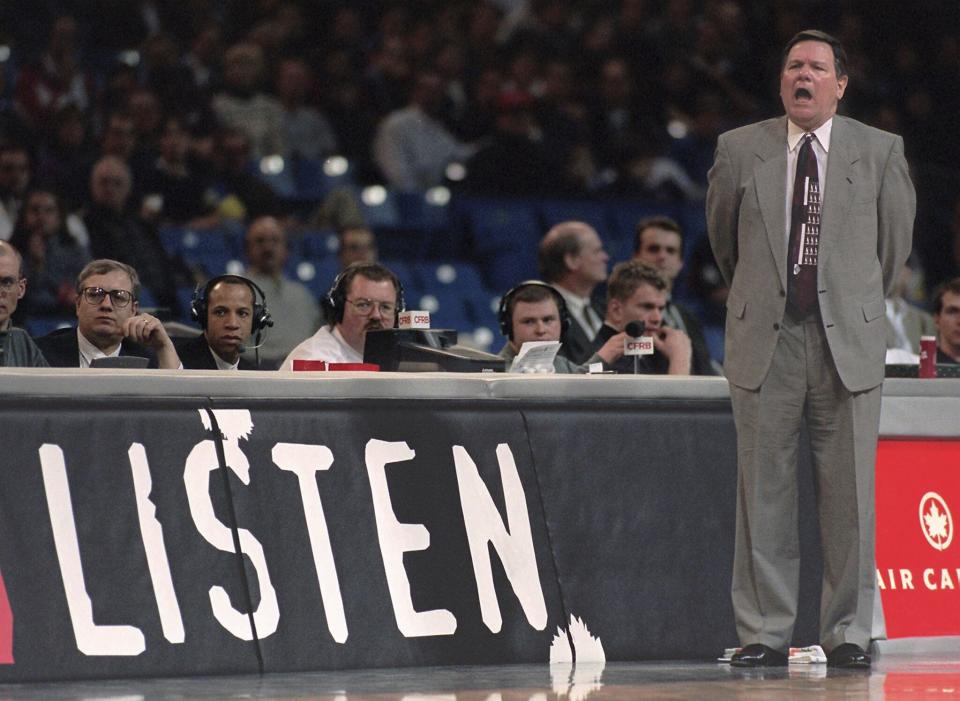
[729,313,881,651]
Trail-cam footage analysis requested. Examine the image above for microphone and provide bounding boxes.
[235,343,246,355]
[623,321,653,375]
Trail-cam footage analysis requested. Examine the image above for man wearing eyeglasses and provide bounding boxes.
[280,263,402,370]
[0,241,49,367]
[35,259,182,369]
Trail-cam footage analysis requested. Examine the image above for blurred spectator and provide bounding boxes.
[9,187,90,320]
[338,226,378,270]
[462,90,560,197]
[14,15,94,136]
[213,42,286,161]
[140,115,217,226]
[83,156,192,317]
[276,58,338,161]
[0,241,48,366]
[35,104,93,211]
[0,144,31,241]
[242,216,321,368]
[884,262,936,361]
[0,59,30,148]
[588,57,659,174]
[373,71,475,191]
[538,221,609,364]
[207,126,287,222]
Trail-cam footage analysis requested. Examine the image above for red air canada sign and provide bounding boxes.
[875,439,960,638]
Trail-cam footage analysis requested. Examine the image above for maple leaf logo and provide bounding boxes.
[919,492,954,552]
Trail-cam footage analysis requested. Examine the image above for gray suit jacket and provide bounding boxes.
[707,115,915,392]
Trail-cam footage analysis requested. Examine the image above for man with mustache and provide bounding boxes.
[707,30,914,669]
[280,262,402,370]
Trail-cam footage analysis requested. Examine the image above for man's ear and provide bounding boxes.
[16,278,25,301]
[563,251,579,273]
[133,300,140,315]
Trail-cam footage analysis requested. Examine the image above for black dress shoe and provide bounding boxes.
[827,643,871,669]
[730,643,789,667]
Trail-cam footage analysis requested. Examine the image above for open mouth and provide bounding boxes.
[794,87,813,101]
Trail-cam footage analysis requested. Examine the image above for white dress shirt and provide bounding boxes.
[280,325,362,371]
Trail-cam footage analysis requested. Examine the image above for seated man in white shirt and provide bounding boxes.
[281,262,403,370]
[35,259,181,368]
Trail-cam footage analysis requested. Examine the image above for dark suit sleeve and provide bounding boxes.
[706,135,739,288]
[877,135,915,296]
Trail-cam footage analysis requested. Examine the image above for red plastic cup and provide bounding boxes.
[919,335,937,378]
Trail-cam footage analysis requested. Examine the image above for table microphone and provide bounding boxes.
[624,321,647,375]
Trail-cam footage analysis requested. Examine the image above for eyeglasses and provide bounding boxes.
[80,286,135,308]
[346,298,396,316]
[0,276,24,292]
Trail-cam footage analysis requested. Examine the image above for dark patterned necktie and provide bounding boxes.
[786,133,820,318]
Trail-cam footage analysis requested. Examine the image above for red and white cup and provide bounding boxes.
[919,335,937,379]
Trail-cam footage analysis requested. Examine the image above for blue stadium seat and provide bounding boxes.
[454,198,542,290]
[294,157,358,200]
[25,316,74,339]
[538,199,610,236]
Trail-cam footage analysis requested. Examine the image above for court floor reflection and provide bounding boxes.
[0,654,958,700]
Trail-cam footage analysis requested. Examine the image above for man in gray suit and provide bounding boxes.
[707,30,914,669]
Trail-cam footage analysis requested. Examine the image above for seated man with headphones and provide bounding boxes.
[498,281,623,373]
[177,275,273,370]
[280,262,403,371]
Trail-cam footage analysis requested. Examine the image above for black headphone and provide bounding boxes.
[498,280,571,341]
[191,274,273,334]
[323,264,406,325]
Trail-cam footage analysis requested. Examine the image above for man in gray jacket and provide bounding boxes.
[707,30,914,669]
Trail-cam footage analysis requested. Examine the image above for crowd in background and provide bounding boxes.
[0,0,958,333]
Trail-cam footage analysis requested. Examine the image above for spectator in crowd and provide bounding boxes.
[497,280,617,373]
[0,241,48,366]
[338,226,378,270]
[34,104,92,211]
[84,155,192,317]
[281,262,401,370]
[933,278,960,364]
[588,57,659,175]
[208,127,287,222]
[538,221,609,364]
[243,216,321,368]
[632,215,717,374]
[884,262,936,361]
[35,258,181,368]
[0,144,31,240]
[176,275,264,370]
[462,90,560,197]
[140,115,217,226]
[591,260,692,375]
[13,15,94,136]
[276,57,338,161]
[9,187,91,320]
[213,42,286,161]
[373,71,475,191]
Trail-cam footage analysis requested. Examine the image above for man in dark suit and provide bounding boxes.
[632,215,718,375]
[176,275,265,370]
[707,30,914,668]
[538,221,609,364]
[36,259,182,368]
[591,261,692,375]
